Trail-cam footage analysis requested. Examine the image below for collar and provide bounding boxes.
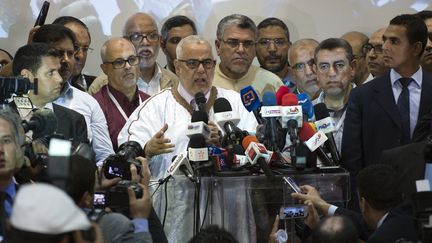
[315,83,355,111]
[5,180,16,200]
[141,63,162,84]
[377,212,389,228]
[390,66,422,88]
[177,82,211,105]
[216,63,252,83]
[107,84,139,104]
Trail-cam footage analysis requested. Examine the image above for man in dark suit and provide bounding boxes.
[341,14,432,210]
[292,164,419,243]
[12,42,88,144]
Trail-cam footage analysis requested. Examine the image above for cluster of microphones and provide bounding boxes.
[164,85,342,181]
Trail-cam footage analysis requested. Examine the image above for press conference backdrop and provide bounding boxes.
[0,0,430,76]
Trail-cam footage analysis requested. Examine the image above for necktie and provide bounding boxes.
[397,78,412,145]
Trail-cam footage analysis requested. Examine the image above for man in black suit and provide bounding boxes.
[292,164,419,243]
[12,42,88,144]
[341,14,432,210]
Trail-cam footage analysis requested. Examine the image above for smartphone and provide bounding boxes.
[279,205,308,219]
[93,192,106,209]
[283,176,303,194]
[34,1,50,27]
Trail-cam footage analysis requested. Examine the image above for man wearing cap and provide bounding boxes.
[7,183,103,243]
[0,109,26,241]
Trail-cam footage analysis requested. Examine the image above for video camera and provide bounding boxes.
[0,76,37,104]
[103,141,144,180]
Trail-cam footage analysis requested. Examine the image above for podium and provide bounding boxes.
[151,168,350,243]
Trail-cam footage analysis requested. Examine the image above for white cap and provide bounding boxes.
[10,183,91,234]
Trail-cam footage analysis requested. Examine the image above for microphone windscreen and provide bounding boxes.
[314,103,330,120]
[194,92,207,104]
[281,93,298,106]
[240,85,261,112]
[191,110,208,124]
[232,144,245,155]
[275,85,291,105]
[242,135,259,150]
[213,97,232,113]
[188,134,207,148]
[299,122,315,142]
[262,92,277,106]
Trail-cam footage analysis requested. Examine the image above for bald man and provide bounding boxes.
[89,13,179,96]
[93,37,150,151]
[365,27,389,78]
[341,31,371,85]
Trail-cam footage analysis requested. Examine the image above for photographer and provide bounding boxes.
[66,153,153,243]
[0,109,26,241]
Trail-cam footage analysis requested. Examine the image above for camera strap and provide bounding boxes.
[106,86,142,121]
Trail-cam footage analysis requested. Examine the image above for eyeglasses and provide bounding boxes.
[178,59,216,70]
[104,55,140,69]
[128,32,160,44]
[76,46,94,54]
[221,39,255,49]
[257,38,288,48]
[317,61,347,74]
[362,43,383,55]
[293,59,315,72]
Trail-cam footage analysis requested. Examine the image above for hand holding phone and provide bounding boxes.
[279,205,308,219]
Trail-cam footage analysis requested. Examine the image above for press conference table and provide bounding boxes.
[150,168,350,243]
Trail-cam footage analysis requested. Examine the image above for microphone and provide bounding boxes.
[21,108,57,140]
[261,92,281,152]
[297,93,314,121]
[313,103,341,166]
[186,111,211,140]
[275,85,291,105]
[188,134,211,174]
[299,122,333,166]
[195,92,207,113]
[213,98,242,144]
[231,144,249,169]
[240,85,265,124]
[280,93,303,131]
[242,135,273,178]
[168,152,196,182]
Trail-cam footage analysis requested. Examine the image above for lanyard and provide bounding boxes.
[106,86,142,121]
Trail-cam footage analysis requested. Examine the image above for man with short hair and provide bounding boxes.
[416,10,432,73]
[214,14,283,98]
[53,16,96,91]
[89,13,179,96]
[309,216,358,243]
[256,18,293,88]
[364,27,388,78]
[293,164,418,242]
[314,38,355,153]
[0,48,12,73]
[93,37,150,151]
[341,31,371,85]
[342,14,432,210]
[288,39,321,101]
[32,24,114,164]
[160,15,197,73]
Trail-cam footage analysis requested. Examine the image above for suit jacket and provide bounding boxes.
[380,142,426,197]
[71,74,96,92]
[335,201,418,243]
[342,70,432,179]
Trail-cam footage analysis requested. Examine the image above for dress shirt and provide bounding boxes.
[390,67,422,136]
[137,64,162,96]
[54,82,114,163]
[93,85,149,151]
[4,180,16,217]
[177,82,211,110]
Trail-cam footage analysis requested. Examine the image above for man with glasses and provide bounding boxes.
[32,24,114,165]
[341,31,371,85]
[313,38,355,153]
[256,18,294,89]
[214,14,283,98]
[161,15,197,73]
[89,13,179,96]
[288,39,321,102]
[363,27,389,78]
[53,16,96,92]
[93,37,149,151]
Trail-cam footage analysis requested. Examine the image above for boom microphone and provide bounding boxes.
[21,108,57,140]
[313,103,341,165]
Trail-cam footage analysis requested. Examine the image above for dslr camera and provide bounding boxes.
[103,141,144,180]
[93,180,143,218]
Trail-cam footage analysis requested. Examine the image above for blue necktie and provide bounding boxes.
[397,78,412,145]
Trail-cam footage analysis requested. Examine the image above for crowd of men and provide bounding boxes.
[0,8,431,243]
